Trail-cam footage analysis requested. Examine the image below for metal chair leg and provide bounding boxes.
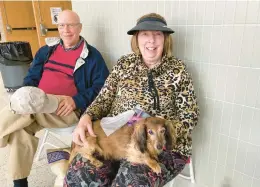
[189,157,195,183]
[178,157,195,183]
[35,129,49,161]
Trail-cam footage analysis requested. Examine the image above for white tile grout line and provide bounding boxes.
[240,43,252,184]
[209,158,260,182]
[183,0,188,61]
[205,0,217,176]
[217,132,260,148]
[183,60,260,70]
[168,24,260,26]
[231,104,245,181]
[249,1,260,69]
[253,71,260,109]
[197,1,207,183]
[204,96,260,111]
[222,94,235,180]
[176,0,181,57]
[249,108,256,187]
[251,145,260,187]
[191,0,198,66]
[237,4,248,68]
[212,0,226,177]
[212,101,224,187]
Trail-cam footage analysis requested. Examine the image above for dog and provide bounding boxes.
[69,117,176,174]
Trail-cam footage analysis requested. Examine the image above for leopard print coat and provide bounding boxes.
[84,53,199,157]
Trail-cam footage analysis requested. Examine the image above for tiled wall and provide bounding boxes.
[72,1,260,187]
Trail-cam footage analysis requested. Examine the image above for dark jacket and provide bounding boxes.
[23,39,109,113]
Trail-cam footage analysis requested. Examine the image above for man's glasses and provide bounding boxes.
[57,23,81,29]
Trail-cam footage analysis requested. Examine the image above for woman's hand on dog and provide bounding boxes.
[73,114,96,146]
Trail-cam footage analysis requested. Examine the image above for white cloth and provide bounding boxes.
[100,110,135,136]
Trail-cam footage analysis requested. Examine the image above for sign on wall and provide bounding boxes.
[50,7,62,24]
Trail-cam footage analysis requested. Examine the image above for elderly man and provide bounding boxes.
[0,10,109,187]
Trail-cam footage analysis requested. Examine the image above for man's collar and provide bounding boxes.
[60,36,84,51]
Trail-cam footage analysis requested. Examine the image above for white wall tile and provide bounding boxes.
[232,171,245,187]
[241,175,253,187]
[250,110,260,145]
[246,1,260,24]
[254,147,260,179]
[215,66,227,101]
[178,1,188,24]
[211,100,223,133]
[251,27,260,68]
[224,67,238,103]
[217,135,228,166]
[209,133,219,163]
[200,26,212,63]
[214,1,226,25]
[234,1,248,24]
[223,168,234,186]
[223,1,236,24]
[239,26,256,67]
[184,27,194,61]
[195,1,206,25]
[164,1,173,25]
[229,105,243,139]
[234,141,247,173]
[228,26,244,66]
[226,138,238,169]
[233,68,248,105]
[214,164,225,187]
[244,144,259,177]
[245,69,259,107]
[169,1,179,25]
[239,107,254,143]
[252,178,260,187]
[220,103,233,136]
[204,1,215,25]
[187,1,197,25]
[198,66,209,96]
[202,161,217,187]
[176,26,186,60]
[210,27,222,64]
[255,75,260,109]
[218,26,232,65]
[206,64,218,99]
[192,26,203,62]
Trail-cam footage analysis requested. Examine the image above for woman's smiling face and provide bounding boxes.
[137,30,165,68]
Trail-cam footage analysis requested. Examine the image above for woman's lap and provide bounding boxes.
[64,151,187,187]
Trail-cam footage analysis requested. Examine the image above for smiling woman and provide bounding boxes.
[65,13,199,187]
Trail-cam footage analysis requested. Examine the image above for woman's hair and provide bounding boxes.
[131,13,173,57]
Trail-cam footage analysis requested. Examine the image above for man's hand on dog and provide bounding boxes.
[56,96,76,116]
[73,114,96,146]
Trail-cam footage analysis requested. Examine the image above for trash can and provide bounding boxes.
[0,41,33,92]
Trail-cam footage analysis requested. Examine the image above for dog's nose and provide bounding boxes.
[157,144,163,150]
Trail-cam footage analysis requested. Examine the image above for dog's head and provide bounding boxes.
[133,117,176,154]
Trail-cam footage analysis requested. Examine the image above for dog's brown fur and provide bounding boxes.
[69,117,176,174]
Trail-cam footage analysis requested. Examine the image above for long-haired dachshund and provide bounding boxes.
[69,117,176,174]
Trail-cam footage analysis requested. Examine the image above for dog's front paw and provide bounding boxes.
[151,163,161,174]
[92,160,104,168]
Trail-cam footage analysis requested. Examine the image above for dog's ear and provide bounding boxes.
[164,120,176,150]
[133,119,147,153]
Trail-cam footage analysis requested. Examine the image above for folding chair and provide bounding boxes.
[35,125,77,161]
